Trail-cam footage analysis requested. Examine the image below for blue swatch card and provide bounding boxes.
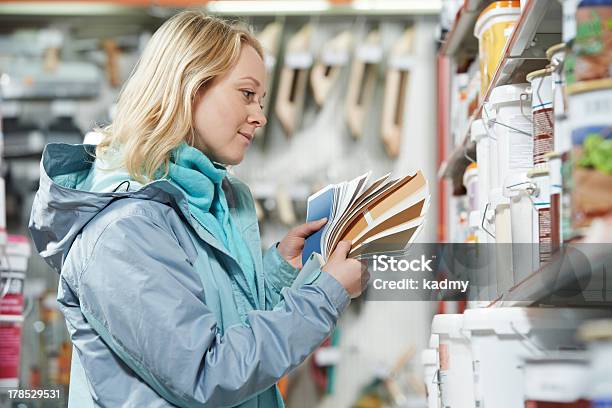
[302,186,334,266]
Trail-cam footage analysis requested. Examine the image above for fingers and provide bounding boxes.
[290,218,328,238]
[360,260,370,292]
[331,240,352,261]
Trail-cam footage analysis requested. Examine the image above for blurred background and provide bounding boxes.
[0,0,611,407]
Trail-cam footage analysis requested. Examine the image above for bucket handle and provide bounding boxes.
[530,74,554,130]
[519,92,533,123]
[481,203,495,239]
[509,321,548,356]
[481,104,498,141]
[505,180,537,194]
[505,181,544,211]
[482,102,532,137]
[548,56,568,119]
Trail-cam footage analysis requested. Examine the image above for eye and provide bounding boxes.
[241,90,255,100]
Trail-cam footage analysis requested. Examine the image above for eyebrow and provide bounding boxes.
[240,76,266,98]
[240,76,261,87]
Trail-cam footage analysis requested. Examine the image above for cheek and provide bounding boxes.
[195,99,229,143]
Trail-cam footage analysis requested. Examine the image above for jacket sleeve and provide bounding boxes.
[262,243,300,309]
[76,214,350,408]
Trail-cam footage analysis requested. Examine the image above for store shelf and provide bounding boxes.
[439,0,562,182]
[439,0,491,61]
[490,241,612,308]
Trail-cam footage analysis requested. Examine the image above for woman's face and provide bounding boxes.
[192,44,267,165]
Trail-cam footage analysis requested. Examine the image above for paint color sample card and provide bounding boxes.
[302,186,335,266]
[302,170,430,262]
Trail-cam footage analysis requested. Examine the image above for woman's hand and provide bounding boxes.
[277,218,328,269]
[322,241,369,299]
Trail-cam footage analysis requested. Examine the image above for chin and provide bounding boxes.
[221,153,245,166]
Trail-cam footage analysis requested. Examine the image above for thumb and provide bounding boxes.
[291,217,328,238]
[330,240,352,261]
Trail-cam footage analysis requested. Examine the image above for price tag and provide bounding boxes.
[357,45,383,63]
[284,52,313,69]
[389,55,415,71]
[321,51,349,66]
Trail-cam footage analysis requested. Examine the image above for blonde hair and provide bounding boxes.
[95,11,263,183]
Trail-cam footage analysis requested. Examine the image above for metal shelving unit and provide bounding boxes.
[439,0,491,64]
[491,243,611,307]
[439,0,562,182]
[436,0,612,307]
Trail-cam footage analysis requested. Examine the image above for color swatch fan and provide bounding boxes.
[302,170,429,264]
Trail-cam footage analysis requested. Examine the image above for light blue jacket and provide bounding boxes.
[29,143,350,407]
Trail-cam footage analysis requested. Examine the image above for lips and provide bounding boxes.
[238,131,254,142]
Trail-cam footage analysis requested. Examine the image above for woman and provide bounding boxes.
[29,11,366,408]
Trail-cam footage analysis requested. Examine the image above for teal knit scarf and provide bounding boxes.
[167,143,258,303]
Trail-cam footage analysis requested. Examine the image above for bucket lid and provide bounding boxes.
[464,307,612,335]
[489,187,510,207]
[488,83,530,108]
[429,333,439,349]
[578,319,612,342]
[526,67,554,82]
[527,167,549,177]
[546,42,567,61]
[431,314,465,338]
[567,79,612,95]
[470,118,488,142]
[475,1,521,37]
[421,349,438,366]
[543,151,561,160]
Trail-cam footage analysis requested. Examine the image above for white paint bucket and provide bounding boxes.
[523,352,590,403]
[431,314,475,408]
[488,188,514,294]
[486,83,533,191]
[463,307,612,408]
[485,84,533,292]
[527,68,554,170]
[470,119,492,235]
[0,235,31,319]
[463,163,479,212]
[470,118,498,296]
[0,235,31,389]
[504,171,538,282]
[579,319,612,401]
[422,348,440,408]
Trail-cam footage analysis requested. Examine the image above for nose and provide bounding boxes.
[247,105,267,128]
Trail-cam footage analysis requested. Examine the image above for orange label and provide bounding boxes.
[439,343,449,371]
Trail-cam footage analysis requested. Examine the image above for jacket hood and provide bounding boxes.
[28,143,191,274]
